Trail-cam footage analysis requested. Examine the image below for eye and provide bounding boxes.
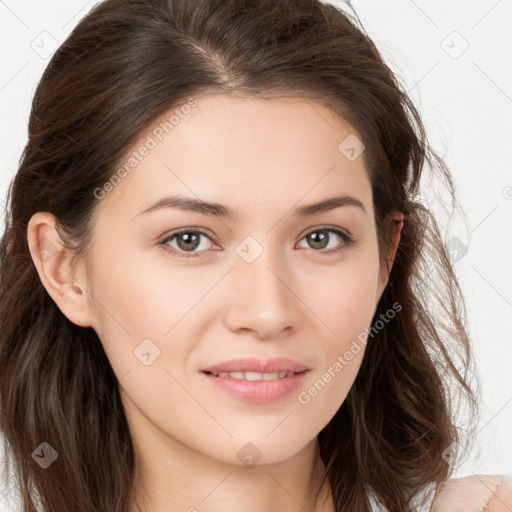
[297,227,353,254]
[159,226,354,258]
[159,228,216,258]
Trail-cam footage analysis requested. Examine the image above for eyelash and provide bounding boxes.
[158,226,354,259]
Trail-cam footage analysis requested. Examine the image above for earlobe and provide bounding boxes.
[27,212,94,328]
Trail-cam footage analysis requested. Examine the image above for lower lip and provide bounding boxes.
[202,371,308,403]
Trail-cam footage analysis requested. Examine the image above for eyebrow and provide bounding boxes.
[136,193,366,221]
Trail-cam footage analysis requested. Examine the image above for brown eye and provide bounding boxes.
[297,227,353,254]
[160,229,215,258]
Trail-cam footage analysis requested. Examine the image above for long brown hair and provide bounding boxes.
[0,0,479,510]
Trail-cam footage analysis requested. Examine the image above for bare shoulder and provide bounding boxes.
[430,474,512,512]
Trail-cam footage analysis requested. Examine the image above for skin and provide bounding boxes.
[28,93,403,512]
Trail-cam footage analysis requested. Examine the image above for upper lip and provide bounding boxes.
[202,357,309,374]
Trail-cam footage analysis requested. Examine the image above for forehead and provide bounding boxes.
[95,93,372,225]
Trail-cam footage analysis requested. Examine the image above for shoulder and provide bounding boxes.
[430,474,512,512]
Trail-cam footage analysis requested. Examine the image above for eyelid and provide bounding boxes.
[161,226,217,242]
[299,224,354,240]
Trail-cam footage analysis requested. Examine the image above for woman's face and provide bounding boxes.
[80,94,390,466]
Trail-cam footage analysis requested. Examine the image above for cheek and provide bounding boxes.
[89,247,219,378]
[90,258,199,422]
[93,244,188,331]
[295,256,379,416]
[296,269,377,428]
[86,246,169,372]
[301,257,380,342]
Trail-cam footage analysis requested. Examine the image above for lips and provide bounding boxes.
[201,357,309,375]
[201,359,310,403]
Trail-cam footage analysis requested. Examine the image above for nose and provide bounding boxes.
[222,248,300,340]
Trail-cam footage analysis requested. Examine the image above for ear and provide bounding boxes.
[27,212,95,328]
[375,210,404,305]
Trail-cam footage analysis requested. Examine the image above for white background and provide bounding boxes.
[0,0,511,510]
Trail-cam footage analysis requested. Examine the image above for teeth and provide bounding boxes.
[211,371,295,380]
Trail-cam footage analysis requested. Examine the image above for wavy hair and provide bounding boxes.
[0,0,479,510]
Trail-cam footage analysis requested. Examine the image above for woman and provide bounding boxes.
[0,0,509,510]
